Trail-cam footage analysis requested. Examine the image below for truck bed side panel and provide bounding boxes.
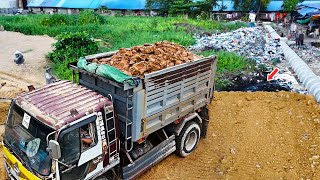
[141,57,215,137]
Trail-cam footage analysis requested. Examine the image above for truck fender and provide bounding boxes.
[171,112,202,136]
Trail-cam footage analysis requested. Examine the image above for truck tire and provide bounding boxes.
[176,121,201,157]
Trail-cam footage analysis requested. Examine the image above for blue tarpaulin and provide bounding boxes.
[298,1,320,9]
[298,7,319,16]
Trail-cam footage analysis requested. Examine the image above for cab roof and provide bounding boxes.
[15,80,111,130]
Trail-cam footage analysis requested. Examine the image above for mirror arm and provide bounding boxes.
[46,131,57,145]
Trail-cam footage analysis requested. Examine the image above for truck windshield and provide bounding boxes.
[4,103,54,176]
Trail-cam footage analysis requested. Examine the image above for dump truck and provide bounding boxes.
[1,49,217,180]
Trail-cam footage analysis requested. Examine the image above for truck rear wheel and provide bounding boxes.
[176,121,200,157]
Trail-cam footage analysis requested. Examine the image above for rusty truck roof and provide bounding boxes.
[15,80,111,130]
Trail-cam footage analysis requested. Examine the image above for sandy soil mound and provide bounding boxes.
[141,91,320,180]
[1,91,320,179]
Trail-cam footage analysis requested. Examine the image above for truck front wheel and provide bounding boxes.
[176,121,201,157]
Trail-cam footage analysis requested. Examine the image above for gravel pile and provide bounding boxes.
[190,27,285,65]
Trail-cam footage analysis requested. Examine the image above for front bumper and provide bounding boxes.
[4,161,20,180]
[1,144,40,180]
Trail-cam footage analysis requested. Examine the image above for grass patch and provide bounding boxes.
[198,50,255,90]
[0,14,247,80]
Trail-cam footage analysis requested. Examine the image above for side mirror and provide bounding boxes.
[47,140,61,160]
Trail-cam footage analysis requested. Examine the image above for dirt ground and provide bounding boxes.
[0,31,54,85]
[141,91,320,180]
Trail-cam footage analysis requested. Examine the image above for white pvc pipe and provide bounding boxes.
[265,25,320,102]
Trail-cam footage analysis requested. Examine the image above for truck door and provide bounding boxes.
[58,113,104,180]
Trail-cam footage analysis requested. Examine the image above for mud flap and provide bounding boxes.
[122,135,176,180]
[198,107,209,138]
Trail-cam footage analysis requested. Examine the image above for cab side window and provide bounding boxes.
[59,128,80,164]
[80,122,97,151]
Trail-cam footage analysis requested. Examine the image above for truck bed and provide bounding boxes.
[69,52,217,151]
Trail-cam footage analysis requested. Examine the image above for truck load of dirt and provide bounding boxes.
[141,91,320,180]
[91,41,199,77]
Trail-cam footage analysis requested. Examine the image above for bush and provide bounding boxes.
[198,50,254,91]
[48,31,99,79]
[198,50,251,73]
[48,31,99,63]
[78,10,106,25]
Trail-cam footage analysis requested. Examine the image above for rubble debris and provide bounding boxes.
[0,82,6,89]
[288,43,320,76]
[289,43,320,63]
[190,26,305,93]
[14,51,24,65]
[45,68,56,84]
[90,41,199,77]
[190,27,285,65]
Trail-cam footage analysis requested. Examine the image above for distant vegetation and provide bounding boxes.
[198,50,255,90]
[0,10,249,89]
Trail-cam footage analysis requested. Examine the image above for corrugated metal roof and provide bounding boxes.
[213,1,237,11]
[28,0,103,8]
[266,1,283,12]
[101,0,146,10]
[213,0,284,12]
[212,0,320,12]
[62,0,102,9]
[15,80,111,130]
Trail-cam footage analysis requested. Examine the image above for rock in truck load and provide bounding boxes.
[77,41,200,80]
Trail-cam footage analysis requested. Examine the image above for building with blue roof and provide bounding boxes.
[24,0,320,17]
[213,0,286,12]
[27,0,151,14]
[26,0,148,15]
[213,0,320,12]
[100,0,146,10]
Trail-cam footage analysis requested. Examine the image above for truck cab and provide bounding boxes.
[2,81,119,180]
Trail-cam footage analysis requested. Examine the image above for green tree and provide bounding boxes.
[233,0,271,12]
[146,0,217,17]
[283,0,303,12]
[146,0,173,15]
